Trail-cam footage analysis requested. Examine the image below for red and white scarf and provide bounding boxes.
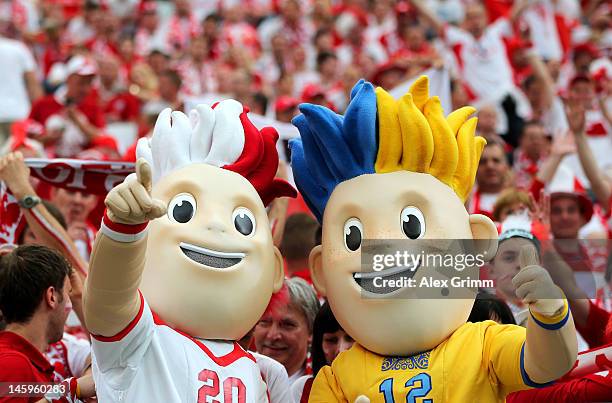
[0,159,133,246]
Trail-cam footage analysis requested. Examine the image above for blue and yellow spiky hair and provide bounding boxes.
[290,76,485,222]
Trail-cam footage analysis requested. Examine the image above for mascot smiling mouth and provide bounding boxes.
[352,262,421,294]
[180,242,245,269]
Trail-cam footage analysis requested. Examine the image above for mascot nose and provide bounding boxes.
[205,219,227,233]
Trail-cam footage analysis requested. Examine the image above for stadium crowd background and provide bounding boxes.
[0,0,610,401]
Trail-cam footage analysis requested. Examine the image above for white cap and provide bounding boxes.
[66,55,97,77]
[45,115,67,131]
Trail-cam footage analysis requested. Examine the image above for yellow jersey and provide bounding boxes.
[310,321,541,403]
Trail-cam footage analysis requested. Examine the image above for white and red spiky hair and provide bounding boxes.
[136,99,296,206]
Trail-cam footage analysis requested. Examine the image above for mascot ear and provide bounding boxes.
[309,245,327,297]
[469,214,498,261]
[273,246,284,293]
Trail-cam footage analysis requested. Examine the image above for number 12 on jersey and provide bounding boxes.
[379,373,433,403]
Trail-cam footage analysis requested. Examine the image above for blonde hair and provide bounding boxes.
[375,76,486,202]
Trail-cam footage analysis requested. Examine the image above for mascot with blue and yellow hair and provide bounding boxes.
[291,77,578,402]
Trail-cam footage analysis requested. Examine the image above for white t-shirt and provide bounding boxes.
[521,0,563,61]
[91,295,269,402]
[443,20,515,103]
[287,367,305,386]
[251,352,292,403]
[0,38,36,122]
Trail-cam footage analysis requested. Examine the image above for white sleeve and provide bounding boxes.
[18,42,36,73]
[252,352,294,403]
[443,25,471,46]
[549,97,569,133]
[90,292,154,391]
[63,334,91,377]
[488,17,512,39]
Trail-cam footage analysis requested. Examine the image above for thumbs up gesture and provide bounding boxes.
[511,244,565,317]
[104,158,167,225]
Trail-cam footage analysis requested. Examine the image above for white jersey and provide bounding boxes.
[91,293,269,402]
[251,352,292,403]
[443,19,514,103]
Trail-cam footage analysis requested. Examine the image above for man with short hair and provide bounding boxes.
[280,213,319,283]
[29,55,105,157]
[0,245,94,402]
[513,121,549,189]
[469,141,510,218]
[253,277,320,384]
[550,193,591,241]
[143,69,184,113]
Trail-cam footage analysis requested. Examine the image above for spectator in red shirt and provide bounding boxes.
[97,56,140,123]
[0,245,94,402]
[29,56,105,158]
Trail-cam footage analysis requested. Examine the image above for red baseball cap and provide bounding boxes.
[569,74,593,88]
[301,83,326,102]
[275,96,299,113]
[370,61,407,87]
[573,42,600,59]
[90,135,119,152]
[395,1,411,14]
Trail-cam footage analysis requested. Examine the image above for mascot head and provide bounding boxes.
[291,77,498,356]
[137,100,295,340]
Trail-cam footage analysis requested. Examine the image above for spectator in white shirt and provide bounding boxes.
[0,35,42,147]
[411,0,530,103]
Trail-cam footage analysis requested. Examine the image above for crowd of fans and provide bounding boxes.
[0,0,611,401]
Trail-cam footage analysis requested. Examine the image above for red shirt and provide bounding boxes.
[0,331,54,403]
[102,92,140,122]
[29,92,105,129]
[575,300,611,349]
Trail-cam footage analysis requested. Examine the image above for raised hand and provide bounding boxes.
[566,99,586,137]
[550,130,576,157]
[0,151,33,197]
[104,158,166,225]
[512,244,565,317]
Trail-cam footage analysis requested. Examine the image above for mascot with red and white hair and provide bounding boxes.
[83,100,295,402]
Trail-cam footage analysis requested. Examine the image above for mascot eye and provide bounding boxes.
[232,207,256,236]
[168,193,196,223]
[400,206,425,239]
[343,218,363,252]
